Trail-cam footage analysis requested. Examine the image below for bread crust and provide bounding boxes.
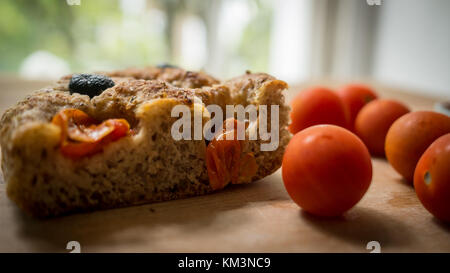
[105,66,220,88]
[0,68,290,217]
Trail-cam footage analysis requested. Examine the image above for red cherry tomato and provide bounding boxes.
[282,125,372,217]
[355,99,410,156]
[385,111,450,182]
[337,84,378,131]
[289,87,349,134]
[414,134,450,222]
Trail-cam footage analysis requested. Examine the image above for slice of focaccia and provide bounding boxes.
[0,67,290,218]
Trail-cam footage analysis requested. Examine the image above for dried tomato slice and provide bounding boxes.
[206,118,257,190]
[206,136,241,190]
[51,108,130,159]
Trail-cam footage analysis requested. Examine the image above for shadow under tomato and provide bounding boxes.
[394,177,414,187]
[300,206,414,249]
[371,154,387,160]
[432,218,450,232]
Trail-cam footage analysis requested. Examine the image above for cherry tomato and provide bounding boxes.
[414,134,450,222]
[289,87,349,134]
[282,125,372,217]
[385,111,450,182]
[355,99,410,156]
[337,84,377,131]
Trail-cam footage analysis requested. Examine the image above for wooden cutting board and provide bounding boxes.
[0,77,449,253]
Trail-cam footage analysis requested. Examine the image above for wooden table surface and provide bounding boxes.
[0,76,449,253]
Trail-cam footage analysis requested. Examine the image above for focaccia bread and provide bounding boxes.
[0,67,290,218]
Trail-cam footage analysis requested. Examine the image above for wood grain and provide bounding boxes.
[0,76,449,253]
